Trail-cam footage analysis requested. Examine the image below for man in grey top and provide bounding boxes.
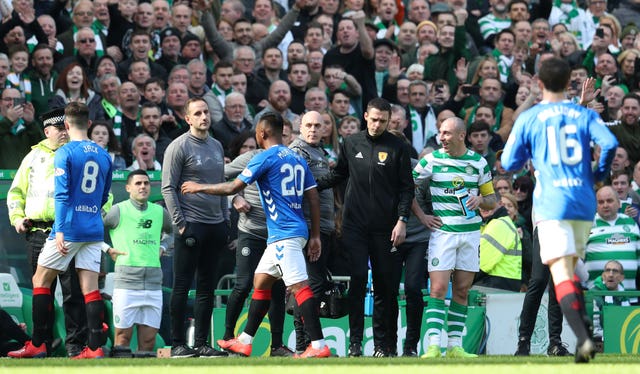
[217,147,292,356]
[289,111,335,352]
[161,97,230,358]
[103,169,173,355]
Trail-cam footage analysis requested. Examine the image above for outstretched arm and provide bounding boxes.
[181,177,247,196]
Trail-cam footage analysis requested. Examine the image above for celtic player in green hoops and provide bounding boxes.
[413,117,496,358]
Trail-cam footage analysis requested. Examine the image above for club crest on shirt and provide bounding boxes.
[241,168,252,178]
[54,167,65,176]
[378,152,388,164]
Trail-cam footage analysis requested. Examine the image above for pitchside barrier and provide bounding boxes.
[1,170,639,356]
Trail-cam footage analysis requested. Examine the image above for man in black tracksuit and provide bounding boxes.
[317,98,414,357]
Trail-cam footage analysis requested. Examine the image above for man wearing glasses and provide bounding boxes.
[585,186,640,291]
[55,27,100,82]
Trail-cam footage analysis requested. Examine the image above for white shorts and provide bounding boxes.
[112,288,162,329]
[537,220,592,265]
[255,237,308,286]
[428,230,480,272]
[38,239,103,273]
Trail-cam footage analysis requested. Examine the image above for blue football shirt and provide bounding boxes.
[52,140,113,242]
[238,145,317,244]
[501,100,618,221]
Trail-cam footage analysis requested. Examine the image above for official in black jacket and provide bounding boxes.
[317,98,414,357]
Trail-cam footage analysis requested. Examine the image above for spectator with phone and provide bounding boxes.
[580,25,618,76]
[0,87,42,169]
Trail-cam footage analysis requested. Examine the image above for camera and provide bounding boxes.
[13,97,26,107]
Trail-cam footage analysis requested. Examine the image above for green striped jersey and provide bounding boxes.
[478,14,512,40]
[585,213,640,290]
[413,149,492,233]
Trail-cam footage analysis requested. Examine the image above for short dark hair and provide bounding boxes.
[258,112,283,136]
[508,0,528,11]
[144,77,165,90]
[468,120,491,135]
[141,101,161,112]
[367,97,392,114]
[32,43,53,56]
[538,57,571,93]
[214,60,233,73]
[127,169,150,184]
[329,88,350,103]
[622,93,640,107]
[130,28,151,43]
[287,60,309,74]
[611,169,631,182]
[65,102,90,129]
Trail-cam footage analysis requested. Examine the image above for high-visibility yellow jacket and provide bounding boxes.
[480,216,522,280]
[7,140,57,227]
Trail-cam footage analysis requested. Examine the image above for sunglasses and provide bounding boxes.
[513,184,529,192]
[78,38,95,44]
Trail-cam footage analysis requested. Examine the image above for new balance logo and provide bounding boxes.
[137,219,153,229]
[355,152,363,159]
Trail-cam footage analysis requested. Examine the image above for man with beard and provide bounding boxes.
[138,102,171,164]
[607,94,640,164]
[248,47,288,113]
[253,80,298,126]
[478,0,511,45]
[29,44,57,116]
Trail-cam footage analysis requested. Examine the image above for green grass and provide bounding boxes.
[2,355,640,374]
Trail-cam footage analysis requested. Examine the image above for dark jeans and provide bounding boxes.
[224,230,285,343]
[171,221,228,347]
[342,224,397,350]
[26,230,87,353]
[518,228,563,344]
[389,240,428,352]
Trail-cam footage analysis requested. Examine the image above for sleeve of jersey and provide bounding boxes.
[101,153,113,208]
[412,155,432,182]
[7,155,31,225]
[302,160,317,191]
[238,151,267,186]
[478,159,494,197]
[590,115,619,181]
[501,114,530,172]
[53,148,71,233]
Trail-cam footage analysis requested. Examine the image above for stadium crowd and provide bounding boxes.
[1,0,640,361]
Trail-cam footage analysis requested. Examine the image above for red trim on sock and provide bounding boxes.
[84,290,102,304]
[33,287,50,296]
[573,274,580,283]
[294,286,314,305]
[555,280,581,309]
[252,289,272,300]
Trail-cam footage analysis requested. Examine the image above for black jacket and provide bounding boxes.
[317,130,414,232]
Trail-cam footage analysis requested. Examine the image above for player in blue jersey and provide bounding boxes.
[181,113,330,358]
[9,102,121,359]
[501,57,619,363]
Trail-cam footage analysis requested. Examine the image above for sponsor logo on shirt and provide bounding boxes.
[54,167,65,176]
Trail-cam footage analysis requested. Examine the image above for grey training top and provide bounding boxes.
[161,132,229,230]
[289,137,335,234]
[224,149,268,240]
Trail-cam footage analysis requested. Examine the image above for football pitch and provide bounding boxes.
[2,355,640,374]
